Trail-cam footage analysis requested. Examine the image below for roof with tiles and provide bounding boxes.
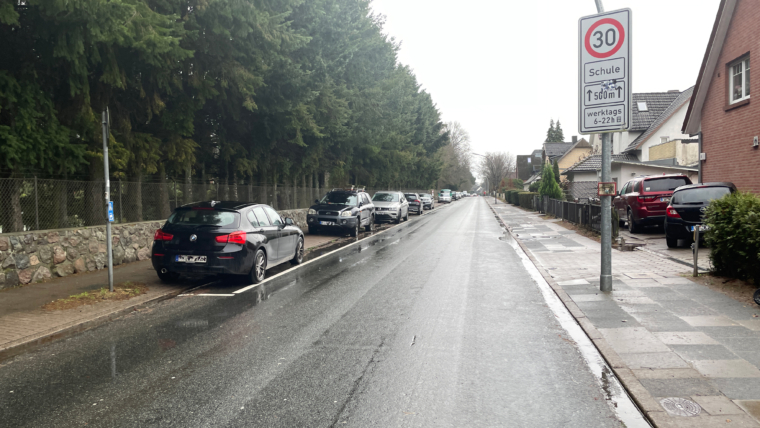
[631,91,682,131]
[562,154,638,173]
[625,87,694,152]
[543,143,574,160]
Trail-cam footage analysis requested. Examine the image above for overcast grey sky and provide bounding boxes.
[370,0,720,160]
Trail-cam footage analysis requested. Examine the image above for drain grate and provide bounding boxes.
[660,397,702,417]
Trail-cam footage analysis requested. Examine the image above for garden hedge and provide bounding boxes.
[518,192,536,210]
[704,192,760,285]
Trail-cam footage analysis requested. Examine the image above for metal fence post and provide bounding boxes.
[174,180,178,209]
[34,176,39,230]
[119,179,123,223]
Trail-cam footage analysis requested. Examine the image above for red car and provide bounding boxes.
[613,174,692,233]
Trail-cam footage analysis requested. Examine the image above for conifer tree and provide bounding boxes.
[553,159,561,183]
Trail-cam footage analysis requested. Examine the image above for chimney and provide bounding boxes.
[572,135,577,144]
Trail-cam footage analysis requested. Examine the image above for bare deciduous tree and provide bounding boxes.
[437,121,475,190]
[479,151,515,193]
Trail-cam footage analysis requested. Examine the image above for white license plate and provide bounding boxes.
[320,221,335,226]
[660,197,670,202]
[176,255,207,263]
[690,225,709,232]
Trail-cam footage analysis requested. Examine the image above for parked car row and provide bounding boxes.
[438,189,471,203]
[151,188,442,284]
[614,173,737,248]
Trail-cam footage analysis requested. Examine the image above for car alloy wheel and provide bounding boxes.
[350,219,359,237]
[251,249,267,283]
[627,209,639,233]
[753,289,760,307]
[291,238,304,265]
[365,216,375,232]
[396,211,401,224]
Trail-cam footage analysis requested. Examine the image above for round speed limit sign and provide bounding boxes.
[584,18,625,59]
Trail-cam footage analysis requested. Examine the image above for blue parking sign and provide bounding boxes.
[108,201,115,222]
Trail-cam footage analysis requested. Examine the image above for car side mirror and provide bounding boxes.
[315,199,320,204]
[358,202,363,207]
[285,217,294,225]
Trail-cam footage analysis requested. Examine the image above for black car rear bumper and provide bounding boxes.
[151,251,251,275]
[665,219,701,241]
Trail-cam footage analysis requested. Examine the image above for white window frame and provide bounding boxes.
[729,57,750,104]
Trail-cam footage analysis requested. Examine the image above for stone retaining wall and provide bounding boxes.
[0,208,308,291]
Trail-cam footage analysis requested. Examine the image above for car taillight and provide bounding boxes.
[154,229,173,241]
[414,199,421,203]
[666,206,681,219]
[637,195,657,202]
[215,231,247,245]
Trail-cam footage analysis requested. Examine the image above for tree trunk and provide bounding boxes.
[58,173,68,228]
[301,175,306,208]
[129,171,143,222]
[3,178,23,233]
[324,171,330,190]
[200,164,208,201]
[232,172,239,200]
[158,164,171,219]
[272,169,278,210]
[184,165,193,205]
[221,163,229,200]
[248,178,253,202]
[310,172,315,204]
[293,176,298,209]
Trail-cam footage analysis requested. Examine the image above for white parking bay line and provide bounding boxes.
[196,294,236,297]
[232,217,403,295]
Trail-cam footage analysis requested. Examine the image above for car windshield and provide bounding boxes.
[372,193,399,202]
[320,192,357,206]
[643,177,691,192]
[167,210,239,227]
[672,187,732,204]
[420,194,431,198]
[405,194,417,200]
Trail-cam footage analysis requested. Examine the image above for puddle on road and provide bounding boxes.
[498,228,650,428]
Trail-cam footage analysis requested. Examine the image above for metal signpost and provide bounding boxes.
[102,110,114,292]
[579,4,631,292]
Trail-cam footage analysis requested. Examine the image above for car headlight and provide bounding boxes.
[308,208,317,215]
[340,211,352,217]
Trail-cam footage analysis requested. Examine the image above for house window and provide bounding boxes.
[637,102,648,111]
[730,57,750,104]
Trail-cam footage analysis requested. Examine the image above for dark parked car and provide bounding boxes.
[664,182,737,248]
[404,193,423,215]
[307,188,375,236]
[613,174,693,233]
[151,201,304,284]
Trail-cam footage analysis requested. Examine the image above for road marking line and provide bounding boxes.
[231,212,414,295]
[195,294,236,297]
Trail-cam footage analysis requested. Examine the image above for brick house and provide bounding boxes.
[682,0,759,193]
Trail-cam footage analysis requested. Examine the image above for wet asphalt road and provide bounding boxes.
[0,198,629,427]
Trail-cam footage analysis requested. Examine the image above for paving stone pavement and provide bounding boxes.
[489,200,760,427]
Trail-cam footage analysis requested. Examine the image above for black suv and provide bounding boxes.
[307,188,375,236]
[664,182,736,248]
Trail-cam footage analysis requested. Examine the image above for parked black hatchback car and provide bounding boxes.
[151,201,304,284]
[307,188,375,236]
[664,182,737,248]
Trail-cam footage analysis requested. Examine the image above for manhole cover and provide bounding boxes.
[660,397,701,417]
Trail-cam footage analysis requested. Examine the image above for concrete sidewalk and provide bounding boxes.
[0,232,341,362]
[489,199,760,427]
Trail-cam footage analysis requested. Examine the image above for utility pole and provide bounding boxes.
[103,110,114,292]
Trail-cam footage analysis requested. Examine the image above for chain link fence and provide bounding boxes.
[0,178,434,234]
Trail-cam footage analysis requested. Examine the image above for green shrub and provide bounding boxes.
[511,190,520,205]
[704,192,760,284]
[538,164,563,199]
[518,192,537,210]
[529,180,540,193]
[512,178,524,189]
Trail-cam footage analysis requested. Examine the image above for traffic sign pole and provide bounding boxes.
[582,1,630,292]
